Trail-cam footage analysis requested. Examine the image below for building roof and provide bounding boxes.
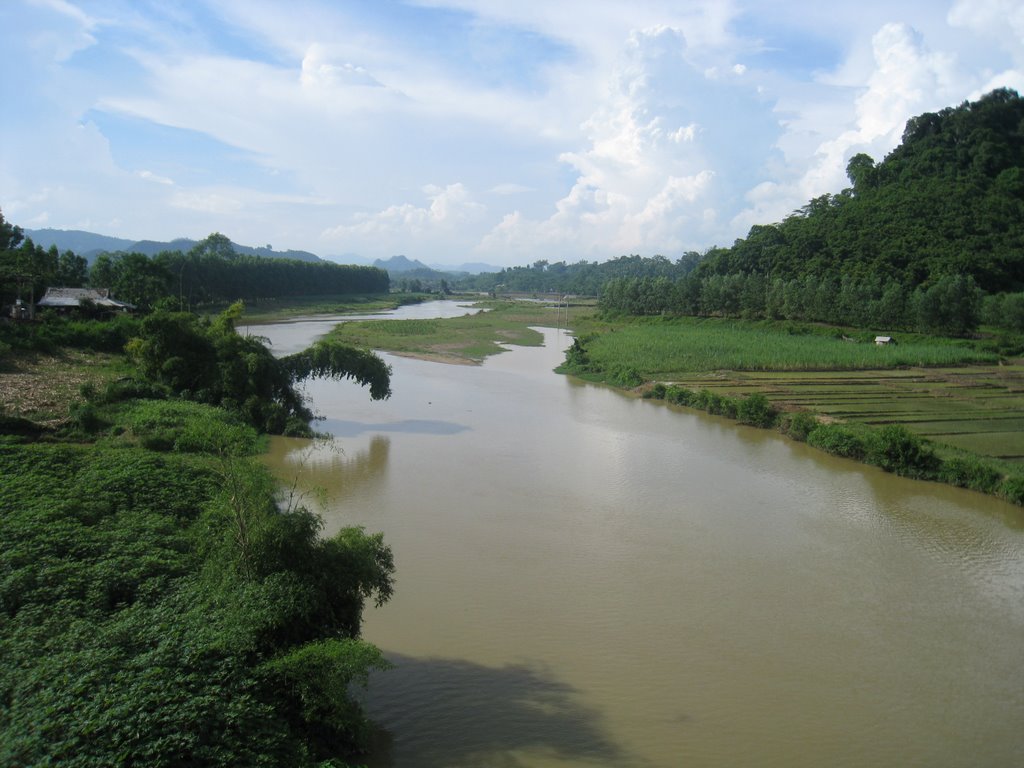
[37,287,135,310]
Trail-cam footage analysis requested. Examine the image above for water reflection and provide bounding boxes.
[265,435,391,525]
[363,654,645,768]
[318,417,471,437]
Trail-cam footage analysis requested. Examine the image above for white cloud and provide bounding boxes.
[732,20,965,234]
[478,23,766,260]
[300,43,383,89]
[321,183,486,255]
[138,170,174,185]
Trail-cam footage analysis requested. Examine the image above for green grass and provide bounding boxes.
[322,299,585,362]
[581,317,997,374]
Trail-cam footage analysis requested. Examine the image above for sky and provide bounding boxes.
[1,1,1022,267]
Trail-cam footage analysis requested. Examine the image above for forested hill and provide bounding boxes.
[695,88,1024,292]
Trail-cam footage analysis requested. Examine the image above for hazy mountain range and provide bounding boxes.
[24,228,502,275]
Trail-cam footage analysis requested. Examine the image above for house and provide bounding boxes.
[36,287,135,313]
[874,335,895,345]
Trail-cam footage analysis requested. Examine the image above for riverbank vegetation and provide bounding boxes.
[234,292,433,324]
[1,296,397,764]
[558,319,1024,504]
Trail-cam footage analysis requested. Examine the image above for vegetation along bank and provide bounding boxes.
[1,206,400,764]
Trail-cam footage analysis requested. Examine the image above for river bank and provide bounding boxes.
[305,303,1024,507]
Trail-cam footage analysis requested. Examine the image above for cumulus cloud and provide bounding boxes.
[478,24,771,260]
[732,21,963,233]
[321,183,486,255]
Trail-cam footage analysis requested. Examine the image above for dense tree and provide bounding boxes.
[599,89,1024,335]
[126,302,391,435]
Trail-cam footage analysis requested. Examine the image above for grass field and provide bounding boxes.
[323,299,584,362]
[580,318,998,373]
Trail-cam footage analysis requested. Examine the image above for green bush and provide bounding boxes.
[783,411,819,441]
[940,456,1003,493]
[645,382,668,400]
[608,365,644,388]
[865,424,940,478]
[736,393,778,428]
[67,400,105,434]
[665,385,693,406]
[999,474,1024,505]
[806,423,869,460]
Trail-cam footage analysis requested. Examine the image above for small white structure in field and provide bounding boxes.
[874,335,895,346]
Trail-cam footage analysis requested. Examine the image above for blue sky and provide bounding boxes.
[2,0,1022,266]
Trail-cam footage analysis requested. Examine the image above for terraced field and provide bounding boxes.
[667,364,1024,462]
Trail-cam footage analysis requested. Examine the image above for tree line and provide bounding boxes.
[1,222,389,311]
[599,272,990,336]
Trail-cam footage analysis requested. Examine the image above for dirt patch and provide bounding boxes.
[0,351,117,424]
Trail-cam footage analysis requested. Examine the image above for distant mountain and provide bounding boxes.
[128,239,198,257]
[373,255,431,273]
[25,229,323,263]
[25,229,134,257]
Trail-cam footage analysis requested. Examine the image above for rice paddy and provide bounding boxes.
[662,364,1024,462]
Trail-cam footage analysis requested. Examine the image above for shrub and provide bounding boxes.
[783,411,819,441]
[665,385,693,406]
[68,401,105,434]
[736,393,778,428]
[609,365,644,388]
[645,382,668,400]
[940,456,1003,494]
[999,474,1024,506]
[806,423,868,460]
[865,424,939,478]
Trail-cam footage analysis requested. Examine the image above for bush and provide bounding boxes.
[736,393,778,428]
[665,385,693,406]
[999,474,1024,506]
[783,411,819,441]
[644,382,668,400]
[608,365,644,388]
[865,424,939,478]
[806,423,869,459]
[67,401,106,434]
[940,456,1003,494]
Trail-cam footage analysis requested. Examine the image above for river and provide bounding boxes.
[254,301,1024,768]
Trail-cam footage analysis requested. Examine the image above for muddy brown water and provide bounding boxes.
[255,302,1024,767]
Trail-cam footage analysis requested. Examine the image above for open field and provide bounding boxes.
[580,318,999,373]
